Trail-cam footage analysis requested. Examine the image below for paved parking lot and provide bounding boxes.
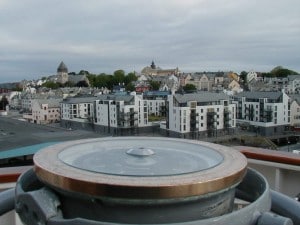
[0,116,102,152]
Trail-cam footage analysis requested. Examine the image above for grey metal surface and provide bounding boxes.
[14,168,282,225]
[257,212,293,225]
[0,188,15,216]
[58,138,223,176]
[271,190,300,225]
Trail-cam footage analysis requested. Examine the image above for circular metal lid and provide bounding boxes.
[33,137,247,199]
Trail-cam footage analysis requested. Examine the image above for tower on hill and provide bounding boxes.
[57,61,69,84]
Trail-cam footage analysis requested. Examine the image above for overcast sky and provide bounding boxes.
[0,0,299,82]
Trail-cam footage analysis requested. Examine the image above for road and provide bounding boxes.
[0,115,103,152]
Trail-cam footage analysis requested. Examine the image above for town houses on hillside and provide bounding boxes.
[0,62,299,139]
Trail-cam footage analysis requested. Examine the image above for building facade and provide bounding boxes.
[23,99,61,124]
[164,92,236,138]
[232,90,290,136]
[60,93,163,135]
[61,97,96,129]
[289,95,300,128]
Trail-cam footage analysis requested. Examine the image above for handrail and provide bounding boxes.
[234,146,300,166]
[0,166,32,184]
[1,148,300,184]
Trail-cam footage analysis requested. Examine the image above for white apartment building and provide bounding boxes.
[143,91,168,117]
[232,90,290,136]
[95,93,159,134]
[60,93,162,134]
[24,99,61,124]
[61,97,96,127]
[21,97,33,112]
[164,92,236,138]
[146,99,165,116]
[264,75,300,94]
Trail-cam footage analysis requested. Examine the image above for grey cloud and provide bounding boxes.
[0,0,299,82]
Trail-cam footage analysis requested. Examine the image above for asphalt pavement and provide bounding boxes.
[0,115,103,152]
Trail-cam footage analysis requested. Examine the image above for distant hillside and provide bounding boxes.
[262,66,299,77]
[0,82,20,90]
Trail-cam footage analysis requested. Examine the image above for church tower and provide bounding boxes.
[150,60,156,69]
[57,61,69,84]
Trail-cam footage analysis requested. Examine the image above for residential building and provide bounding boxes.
[232,90,290,136]
[61,97,97,129]
[60,93,162,135]
[288,75,300,94]
[263,75,300,94]
[159,75,179,93]
[163,92,236,138]
[227,72,239,82]
[24,99,62,124]
[246,71,258,83]
[225,80,242,94]
[143,91,169,117]
[289,95,300,128]
[186,74,213,91]
[94,93,142,134]
[135,83,150,93]
[178,73,192,87]
[9,92,22,109]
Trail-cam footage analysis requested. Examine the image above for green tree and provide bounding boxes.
[183,84,197,92]
[12,86,23,92]
[87,74,96,87]
[124,72,137,85]
[240,71,248,83]
[76,80,89,87]
[42,81,60,89]
[0,95,9,110]
[113,70,125,84]
[270,66,298,77]
[79,70,90,75]
[149,81,160,91]
[239,71,249,91]
[95,74,109,88]
[125,82,136,92]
